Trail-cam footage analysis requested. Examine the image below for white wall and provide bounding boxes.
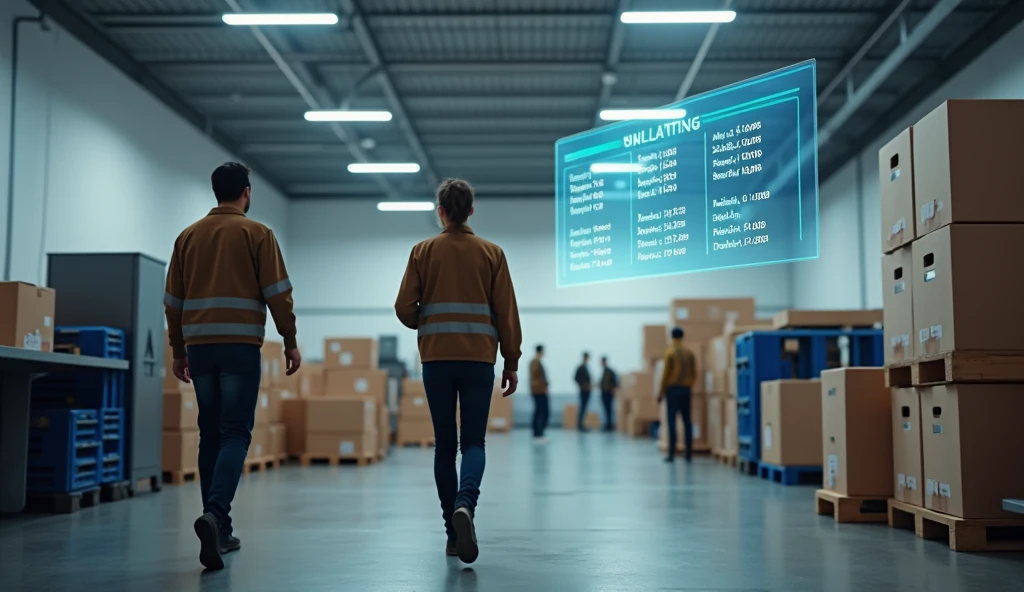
[0,1,289,290]
[288,199,791,394]
[791,20,1024,310]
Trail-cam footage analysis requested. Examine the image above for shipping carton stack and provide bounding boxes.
[706,321,772,466]
[814,369,893,523]
[619,370,658,437]
[299,397,378,465]
[397,379,434,446]
[758,379,822,484]
[877,100,1024,551]
[161,340,200,484]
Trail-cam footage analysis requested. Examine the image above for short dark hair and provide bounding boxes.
[671,327,684,339]
[212,162,251,202]
[582,351,590,358]
[437,178,474,225]
[601,356,607,363]
[536,345,544,353]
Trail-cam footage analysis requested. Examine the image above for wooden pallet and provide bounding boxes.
[242,455,280,475]
[162,468,199,485]
[712,449,738,468]
[814,489,888,523]
[397,439,435,448]
[26,487,101,514]
[886,350,1024,387]
[888,499,1024,552]
[100,480,131,503]
[298,454,376,467]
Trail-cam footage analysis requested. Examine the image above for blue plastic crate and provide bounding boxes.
[54,326,125,359]
[735,329,883,462]
[26,409,101,493]
[32,369,125,409]
[99,408,125,483]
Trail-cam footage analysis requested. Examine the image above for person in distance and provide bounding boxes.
[394,178,523,564]
[599,356,619,432]
[164,162,302,570]
[657,327,697,463]
[574,352,593,432]
[529,344,550,443]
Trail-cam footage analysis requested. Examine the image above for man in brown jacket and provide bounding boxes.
[657,327,697,463]
[164,162,301,570]
[529,345,550,442]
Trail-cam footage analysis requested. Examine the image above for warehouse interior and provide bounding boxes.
[1,0,1023,590]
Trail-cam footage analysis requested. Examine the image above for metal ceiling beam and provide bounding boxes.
[674,0,733,102]
[341,0,439,190]
[222,0,397,198]
[593,0,630,126]
[819,0,964,146]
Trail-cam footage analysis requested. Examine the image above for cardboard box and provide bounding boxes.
[878,127,916,252]
[820,368,893,497]
[708,395,723,452]
[298,363,325,397]
[562,404,600,430]
[247,425,269,460]
[0,282,56,351]
[324,368,388,402]
[489,389,514,431]
[674,322,726,345]
[669,298,756,325]
[269,423,286,457]
[399,391,432,421]
[642,325,668,361]
[282,398,306,456]
[323,337,378,369]
[305,430,377,458]
[658,393,708,451]
[892,387,924,506]
[723,397,738,453]
[772,309,882,329]
[760,380,822,466]
[913,224,1024,356]
[913,100,1024,238]
[261,340,285,387]
[263,388,289,424]
[921,384,1024,519]
[882,246,914,363]
[631,395,660,421]
[254,390,270,425]
[162,429,199,471]
[397,418,434,443]
[306,397,376,434]
[623,370,655,399]
[163,387,199,430]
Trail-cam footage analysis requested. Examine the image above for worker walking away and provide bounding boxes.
[395,178,522,565]
[574,352,593,432]
[657,327,697,463]
[164,162,302,570]
[599,357,619,432]
[529,345,550,443]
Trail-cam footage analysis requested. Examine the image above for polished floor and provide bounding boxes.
[2,430,1022,591]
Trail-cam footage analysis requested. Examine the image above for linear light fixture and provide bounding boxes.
[348,163,421,174]
[377,201,435,212]
[304,110,393,122]
[621,11,736,24]
[599,108,687,121]
[590,163,642,173]
[222,13,339,26]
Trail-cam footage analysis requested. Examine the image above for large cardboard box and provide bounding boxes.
[254,390,270,425]
[261,388,287,424]
[658,393,708,451]
[624,370,655,399]
[261,340,285,387]
[0,282,56,351]
[772,309,882,330]
[298,363,325,397]
[562,404,600,430]
[305,430,377,458]
[913,224,1024,356]
[878,127,916,252]
[642,325,668,361]
[892,387,924,506]
[269,423,286,457]
[489,387,514,431]
[397,418,434,443]
[323,337,378,369]
[282,398,306,456]
[723,397,738,453]
[669,298,756,325]
[820,368,893,497]
[162,337,183,394]
[163,387,199,430]
[324,368,388,402]
[399,387,432,421]
[162,429,199,471]
[674,322,726,345]
[760,380,822,466]
[631,395,660,422]
[306,397,376,434]
[913,100,1024,238]
[247,425,269,460]
[882,246,914,363]
[921,384,1024,519]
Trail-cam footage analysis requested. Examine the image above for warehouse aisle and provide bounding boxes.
[1,430,1021,591]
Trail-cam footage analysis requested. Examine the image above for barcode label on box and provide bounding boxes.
[340,352,353,366]
[919,328,931,343]
[414,397,424,406]
[261,395,268,408]
[930,325,942,339]
[43,315,52,327]
[330,342,341,353]
[827,454,838,488]
[920,200,941,222]
[22,331,42,351]
[693,424,701,439]
[939,483,952,498]
[355,378,368,393]
[675,307,690,320]
[898,473,906,487]
[894,281,905,294]
[903,421,912,431]
[339,441,355,455]
[926,479,939,495]
[906,476,917,490]
[890,217,905,238]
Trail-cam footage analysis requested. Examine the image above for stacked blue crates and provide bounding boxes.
[26,409,101,493]
[31,326,126,487]
[735,329,883,464]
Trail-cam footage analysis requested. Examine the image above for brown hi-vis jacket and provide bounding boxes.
[164,206,296,360]
[395,225,523,371]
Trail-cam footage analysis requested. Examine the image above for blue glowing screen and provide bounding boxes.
[554,60,819,288]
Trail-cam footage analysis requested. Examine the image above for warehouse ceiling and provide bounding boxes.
[34,0,1024,200]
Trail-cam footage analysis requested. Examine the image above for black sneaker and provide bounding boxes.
[193,513,224,570]
[220,534,241,554]
[452,507,479,564]
[445,538,458,556]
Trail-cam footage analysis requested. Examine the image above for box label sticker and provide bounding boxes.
[272,359,281,377]
[255,444,262,456]
[939,483,952,498]
[339,441,355,455]
[897,473,906,487]
[43,315,52,327]
[492,417,509,428]
[339,352,353,366]
[894,281,905,294]
[920,200,941,222]
[330,342,341,353]
[903,421,912,431]
[930,325,942,339]
[919,328,931,343]
[693,424,701,439]
[763,425,772,449]
[675,307,690,320]
[355,378,369,393]
[906,476,917,490]
[261,394,268,408]
[185,401,194,410]
[889,217,905,238]
[932,424,943,434]
[926,479,938,496]
[924,269,937,282]
[827,454,838,488]
[725,311,739,322]
[890,169,901,182]
[414,397,424,406]
[827,387,837,397]
[23,331,42,351]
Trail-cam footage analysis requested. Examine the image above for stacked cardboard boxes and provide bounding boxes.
[620,370,657,437]
[819,368,892,498]
[759,379,821,468]
[398,379,434,445]
[879,99,1024,522]
[704,321,772,458]
[303,397,378,461]
[161,338,199,479]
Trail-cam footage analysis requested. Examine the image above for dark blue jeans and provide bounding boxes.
[601,390,615,430]
[531,393,549,438]
[422,361,494,539]
[187,343,261,536]
[578,389,591,430]
[665,386,693,461]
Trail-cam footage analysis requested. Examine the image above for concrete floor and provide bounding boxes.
[2,430,1022,591]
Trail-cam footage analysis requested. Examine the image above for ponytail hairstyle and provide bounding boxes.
[436,178,475,225]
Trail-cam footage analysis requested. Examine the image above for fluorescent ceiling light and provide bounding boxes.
[222,13,339,26]
[377,201,435,212]
[599,108,687,121]
[621,11,736,24]
[304,110,393,122]
[348,163,421,174]
[590,163,642,173]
